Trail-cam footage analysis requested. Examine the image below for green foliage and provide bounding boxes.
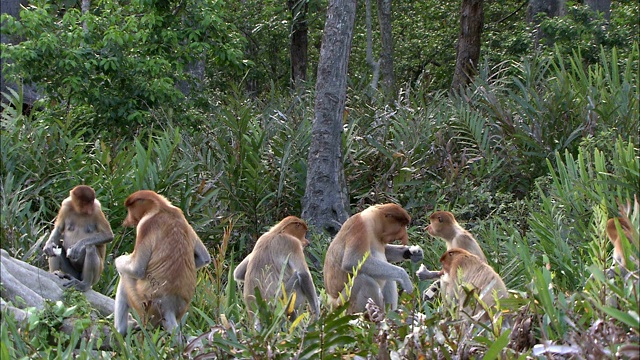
[0,0,245,128]
[536,1,639,65]
[1,34,639,359]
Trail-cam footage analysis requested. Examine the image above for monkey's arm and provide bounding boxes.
[343,251,413,292]
[194,238,212,269]
[297,271,320,319]
[385,244,424,263]
[43,223,64,257]
[233,255,251,282]
[416,263,443,281]
[67,230,114,261]
[115,247,151,279]
[287,256,321,319]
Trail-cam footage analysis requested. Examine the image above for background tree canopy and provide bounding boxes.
[0,0,638,358]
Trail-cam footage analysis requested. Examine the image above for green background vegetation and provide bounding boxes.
[1,0,638,358]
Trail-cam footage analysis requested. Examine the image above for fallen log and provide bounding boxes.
[0,249,114,316]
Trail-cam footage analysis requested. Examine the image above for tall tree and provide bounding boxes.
[585,0,610,20]
[365,0,380,94]
[377,0,395,101]
[527,0,565,48]
[301,0,356,235]
[451,0,484,90]
[527,0,565,22]
[1,0,38,107]
[288,0,309,87]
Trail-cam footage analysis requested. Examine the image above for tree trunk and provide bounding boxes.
[451,0,484,91]
[585,0,610,21]
[527,0,565,49]
[301,0,355,236]
[81,0,90,32]
[527,0,565,23]
[1,0,38,108]
[365,0,380,95]
[288,0,309,88]
[377,0,395,102]
[0,249,115,316]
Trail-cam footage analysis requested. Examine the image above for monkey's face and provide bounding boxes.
[439,251,451,272]
[606,218,632,244]
[81,201,95,215]
[123,200,151,227]
[283,221,308,241]
[427,211,453,238]
[426,223,435,236]
[71,186,96,215]
[299,237,310,247]
[381,221,409,245]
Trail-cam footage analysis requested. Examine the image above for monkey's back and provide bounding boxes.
[323,216,357,302]
[451,232,487,263]
[243,234,298,302]
[130,210,197,323]
[450,255,507,311]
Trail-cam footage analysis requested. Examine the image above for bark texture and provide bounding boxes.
[451,0,484,90]
[527,0,566,23]
[288,0,309,87]
[377,0,395,102]
[0,249,114,316]
[301,0,355,235]
[585,0,610,20]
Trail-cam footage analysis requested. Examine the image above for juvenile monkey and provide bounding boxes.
[427,211,486,262]
[234,216,320,320]
[606,217,634,270]
[605,216,639,280]
[417,211,486,282]
[114,190,211,337]
[323,203,424,314]
[43,185,114,291]
[440,248,508,321]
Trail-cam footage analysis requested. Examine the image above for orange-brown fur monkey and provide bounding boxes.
[323,204,423,314]
[233,216,320,320]
[114,190,211,336]
[607,217,633,275]
[440,248,508,321]
[43,185,114,291]
[417,211,487,281]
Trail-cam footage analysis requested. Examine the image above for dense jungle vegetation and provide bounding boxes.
[1,0,638,358]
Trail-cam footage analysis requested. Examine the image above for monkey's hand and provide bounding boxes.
[405,246,424,263]
[66,241,86,262]
[64,278,91,292]
[43,241,58,257]
[416,264,443,281]
[399,272,414,294]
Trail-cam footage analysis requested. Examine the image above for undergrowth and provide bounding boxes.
[1,46,638,358]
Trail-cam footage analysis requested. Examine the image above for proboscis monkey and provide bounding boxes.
[323,203,424,314]
[113,190,211,337]
[43,185,114,291]
[440,248,508,321]
[416,211,487,293]
[606,217,634,270]
[233,216,320,321]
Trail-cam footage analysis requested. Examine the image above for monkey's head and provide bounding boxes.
[375,203,411,245]
[71,185,96,215]
[426,211,457,239]
[278,216,310,247]
[606,217,632,245]
[123,190,170,227]
[440,248,474,273]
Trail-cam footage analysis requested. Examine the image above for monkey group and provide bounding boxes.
[42,186,634,340]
